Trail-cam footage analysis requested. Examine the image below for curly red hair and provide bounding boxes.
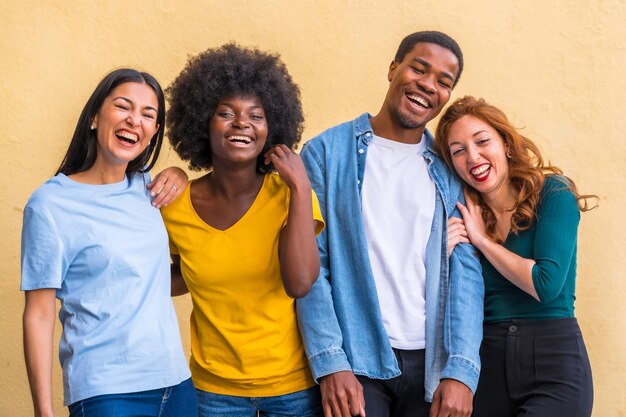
[435,96,596,242]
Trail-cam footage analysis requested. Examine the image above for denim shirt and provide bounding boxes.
[296,113,484,401]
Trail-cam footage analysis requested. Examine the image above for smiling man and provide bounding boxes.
[296,31,484,417]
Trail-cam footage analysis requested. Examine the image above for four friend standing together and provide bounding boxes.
[20,31,595,417]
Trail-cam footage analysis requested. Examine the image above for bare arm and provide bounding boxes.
[23,289,57,417]
[265,145,320,298]
[170,254,189,296]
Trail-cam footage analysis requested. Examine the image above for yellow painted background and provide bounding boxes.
[2,1,625,416]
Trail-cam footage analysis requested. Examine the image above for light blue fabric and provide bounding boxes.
[21,173,190,406]
[296,113,484,401]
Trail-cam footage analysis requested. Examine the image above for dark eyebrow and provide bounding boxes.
[413,57,456,83]
[113,96,157,113]
[217,102,265,111]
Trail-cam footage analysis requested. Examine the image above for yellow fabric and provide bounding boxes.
[161,173,324,396]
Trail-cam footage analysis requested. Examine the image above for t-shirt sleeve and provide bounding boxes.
[531,177,581,303]
[20,206,67,291]
[311,189,325,236]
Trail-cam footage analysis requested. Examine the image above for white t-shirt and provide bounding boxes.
[21,172,190,405]
[361,134,436,350]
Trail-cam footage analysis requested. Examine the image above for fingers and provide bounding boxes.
[431,380,473,417]
[322,402,333,417]
[150,179,185,208]
[320,371,366,417]
[456,201,470,220]
[264,144,290,164]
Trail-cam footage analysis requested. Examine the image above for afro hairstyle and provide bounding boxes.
[166,43,304,172]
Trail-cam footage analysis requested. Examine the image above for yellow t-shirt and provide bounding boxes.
[161,173,324,396]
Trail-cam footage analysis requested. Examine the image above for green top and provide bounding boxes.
[483,175,581,322]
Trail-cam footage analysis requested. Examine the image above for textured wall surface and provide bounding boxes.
[2,1,625,416]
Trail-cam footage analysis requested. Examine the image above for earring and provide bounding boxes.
[506,149,512,159]
[90,124,96,130]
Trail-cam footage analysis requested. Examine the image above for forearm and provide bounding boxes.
[23,291,56,417]
[280,185,320,298]
[475,238,538,300]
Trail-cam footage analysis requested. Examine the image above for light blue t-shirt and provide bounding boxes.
[21,172,190,406]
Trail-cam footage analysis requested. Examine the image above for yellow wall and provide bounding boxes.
[2,1,624,415]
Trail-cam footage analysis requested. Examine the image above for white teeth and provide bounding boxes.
[116,131,138,143]
[228,135,252,144]
[471,165,490,176]
[406,94,429,108]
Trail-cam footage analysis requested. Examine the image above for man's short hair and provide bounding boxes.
[394,31,464,87]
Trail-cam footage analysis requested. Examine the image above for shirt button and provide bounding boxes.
[509,325,518,333]
[358,148,364,154]
[357,180,361,185]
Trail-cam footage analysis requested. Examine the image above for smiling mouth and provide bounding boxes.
[115,130,139,144]
[470,164,491,182]
[227,135,253,144]
[406,93,430,109]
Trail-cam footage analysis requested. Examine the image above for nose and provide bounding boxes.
[417,74,437,94]
[231,115,250,129]
[467,146,480,162]
[126,112,141,127]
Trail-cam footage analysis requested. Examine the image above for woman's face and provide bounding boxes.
[92,82,159,168]
[446,115,510,198]
[209,94,268,166]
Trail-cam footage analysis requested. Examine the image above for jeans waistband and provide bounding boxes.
[483,317,580,337]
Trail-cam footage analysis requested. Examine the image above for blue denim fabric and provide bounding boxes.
[68,378,197,417]
[296,113,484,401]
[196,386,322,417]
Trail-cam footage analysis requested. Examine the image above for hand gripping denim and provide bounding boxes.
[296,113,484,401]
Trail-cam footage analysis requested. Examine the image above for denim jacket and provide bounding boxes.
[296,113,484,401]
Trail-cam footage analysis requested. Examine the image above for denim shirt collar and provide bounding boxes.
[352,113,447,212]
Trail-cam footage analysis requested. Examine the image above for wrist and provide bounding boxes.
[288,181,312,195]
[473,234,491,251]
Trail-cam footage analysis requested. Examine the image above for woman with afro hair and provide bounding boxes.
[161,43,324,417]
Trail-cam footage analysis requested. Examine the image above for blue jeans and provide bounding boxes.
[68,378,197,417]
[197,386,322,417]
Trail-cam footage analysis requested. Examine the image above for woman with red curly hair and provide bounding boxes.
[436,96,595,417]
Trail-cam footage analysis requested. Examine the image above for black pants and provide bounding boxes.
[357,349,430,417]
[473,318,593,417]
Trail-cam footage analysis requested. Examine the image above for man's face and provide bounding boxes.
[385,42,459,131]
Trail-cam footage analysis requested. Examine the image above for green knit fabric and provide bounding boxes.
[483,175,581,322]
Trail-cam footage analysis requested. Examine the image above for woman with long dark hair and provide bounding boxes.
[437,96,595,417]
[21,68,196,417]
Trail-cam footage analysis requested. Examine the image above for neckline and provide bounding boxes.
[57,172,132,191]
[187,173,268,233]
